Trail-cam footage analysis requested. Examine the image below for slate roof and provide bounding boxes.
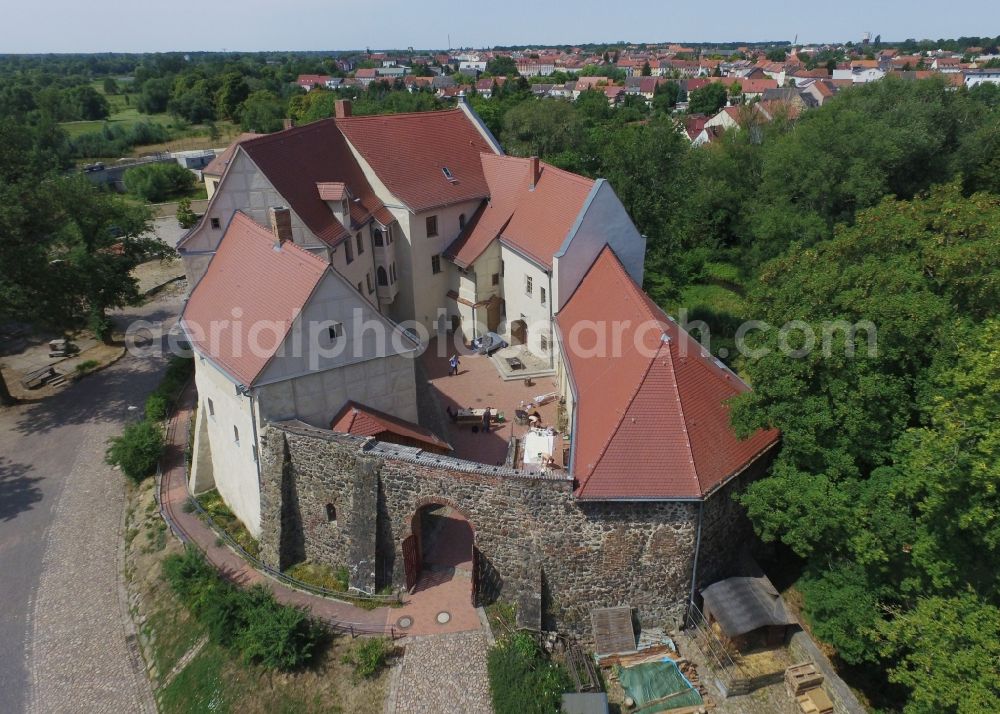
[240,119,393,248]
[445,154,594,270]
[330,400,452,452]
[555,247,779,500]
[181,212,328,386]
[336,109,496,212]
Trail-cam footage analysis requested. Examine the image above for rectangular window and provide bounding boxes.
[233,425,240,443]
[431,254,441,274]
[357,282,363,293]
[525,275,533,295]
[426,215,438,237]
[540,286,546,305]
[366,272,374,293]
[345,238,354,264]
[501,260,505,275]
[210,217,221,229]
[356,232,364,254]
[207,398,215,417]
[492,273,500,286]
[328,322,344,341]
[540,335,549,352]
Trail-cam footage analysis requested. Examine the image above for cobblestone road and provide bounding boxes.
[0,286,182,712]
[392,630,494,714]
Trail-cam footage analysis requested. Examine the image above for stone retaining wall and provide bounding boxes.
[258,422,763,636]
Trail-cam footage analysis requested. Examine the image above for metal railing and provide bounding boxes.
[153,384,401,639]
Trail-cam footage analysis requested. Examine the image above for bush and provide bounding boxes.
[236,587,322,670]
[124,162,196,202]
[198,489,261,558]
[488,632,573,714]
[162,548,324,671]
[342,637,390,679]
[145,392,169,421]
[70,121,171,158]
[74,359,100,375]
[105,419,164,482]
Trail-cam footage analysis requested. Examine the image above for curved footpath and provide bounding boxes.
[159,385,483,638]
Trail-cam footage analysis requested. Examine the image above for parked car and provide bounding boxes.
[474,332,508,356]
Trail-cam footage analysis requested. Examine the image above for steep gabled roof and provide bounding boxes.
[445,154,594,270]
[240,119,391,248]
[336,109,495,212]
[330,400,451,452]
[556,247,779,500]
[203,132,261,178]
[181,212,328,386]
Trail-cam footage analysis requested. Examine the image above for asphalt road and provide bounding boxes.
[0,285,184,713]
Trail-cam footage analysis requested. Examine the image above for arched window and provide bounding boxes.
[325,503,336,522]
[377,266,388,286]
[459,213,466,230]
[373,228,384,247]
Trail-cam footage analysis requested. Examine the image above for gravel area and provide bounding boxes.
[392,630,494,714]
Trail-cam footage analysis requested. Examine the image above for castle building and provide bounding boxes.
[178,100,779,632]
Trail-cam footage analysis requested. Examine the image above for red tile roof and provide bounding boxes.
[740,78,778,93]
[684,113,709,141]
[240,119,391,248]
[445,154,594,270]
[331,400,451,452]
[337,109,497,212]
[556,247,779,500]
[203,133,261,177]
[182,212,328,386]
[316,181,347,201]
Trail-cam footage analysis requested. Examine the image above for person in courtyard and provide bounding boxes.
[528,409,542,427]
[448,354,460,375]
[481,407,491,434]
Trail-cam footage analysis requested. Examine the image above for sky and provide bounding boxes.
[3,0,999,54]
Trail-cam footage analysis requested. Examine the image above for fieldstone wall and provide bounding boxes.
[259,422,763,636]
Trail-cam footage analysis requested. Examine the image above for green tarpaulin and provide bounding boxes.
[617,659,703,713]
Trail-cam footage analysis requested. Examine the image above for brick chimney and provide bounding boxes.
[528,156,540,190]
[268,206,293,245]
[335,99,352,119]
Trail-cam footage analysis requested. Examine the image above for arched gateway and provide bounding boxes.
[402,500,475,595]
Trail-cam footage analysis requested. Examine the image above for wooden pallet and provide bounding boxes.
[786,662,824,697]
[796,687,834,714]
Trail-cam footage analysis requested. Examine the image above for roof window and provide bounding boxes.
[442,167,456,183]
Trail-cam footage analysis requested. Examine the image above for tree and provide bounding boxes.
[102,77,119,95]
[687,82,727,114]
[879,594,1000,712]
[641,61,652,76]
[239,90,285,132]
[215,72,250,120]
[485,56,519,77]
[176,197,198,229]
[124,162,196,202]
[766,48,787,62]
[71,85,110,120]
[136,77,171,114]
[652,81,681,113]
[500,99,581,158]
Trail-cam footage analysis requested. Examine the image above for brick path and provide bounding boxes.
[391,630,494,714]
[160,386,485,638]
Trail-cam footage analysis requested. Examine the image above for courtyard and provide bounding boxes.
[418,336,565,469]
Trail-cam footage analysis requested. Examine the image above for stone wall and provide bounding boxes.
[259,421,761,636]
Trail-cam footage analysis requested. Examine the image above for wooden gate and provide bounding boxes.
[402,534,419,591]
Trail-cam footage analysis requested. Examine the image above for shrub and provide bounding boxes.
[105,419,164,482]
[488,632,573,714]
[176,197,199,229]
[162,548,324,671]
[145,392,169,421]
[342,637,390,679]
[74,359,100,375]
[235,587,321,670]
[124,162,196,202]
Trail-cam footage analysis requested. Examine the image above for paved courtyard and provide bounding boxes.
[419,336,562,465]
